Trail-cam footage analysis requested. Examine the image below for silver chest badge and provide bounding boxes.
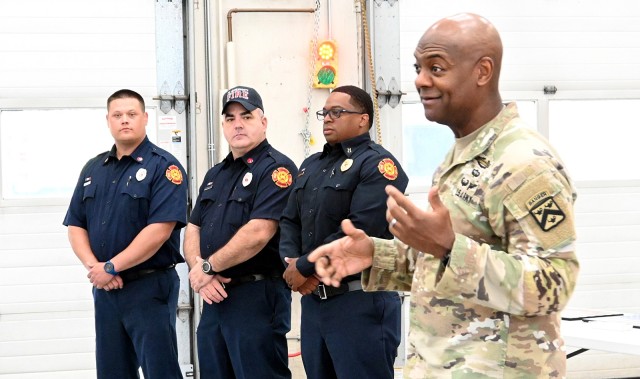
[242,172,253,187]
[136,168,147,181]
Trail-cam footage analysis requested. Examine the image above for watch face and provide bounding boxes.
[202,260,212,274]
[104,262,115,274]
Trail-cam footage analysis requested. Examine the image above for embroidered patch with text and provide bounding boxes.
[526,190,566,231]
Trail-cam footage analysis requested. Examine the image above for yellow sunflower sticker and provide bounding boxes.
[377,158,398,180]
[165,165,183,185]
[272,167,292,188]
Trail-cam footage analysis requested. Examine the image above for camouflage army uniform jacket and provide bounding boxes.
[362,103,579,378]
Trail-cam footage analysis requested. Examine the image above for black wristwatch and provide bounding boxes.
[104,260,118,276]
[202,259,217,276]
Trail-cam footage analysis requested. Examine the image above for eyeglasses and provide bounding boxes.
[315,109,365,121]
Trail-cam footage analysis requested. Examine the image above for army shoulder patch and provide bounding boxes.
[377,158,398,180]
[272,167,292,188]
[165,165,183,185]
[526,190,565,231]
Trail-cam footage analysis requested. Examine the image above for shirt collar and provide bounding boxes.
[103,136,152,165]
[320,133,371,158]
[222,139,270,167]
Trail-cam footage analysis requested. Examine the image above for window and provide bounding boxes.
[549,99,640,182]
[402,100,537,190]
[1,108,157,201]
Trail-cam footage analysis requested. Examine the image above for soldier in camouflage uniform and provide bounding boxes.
[308,13,579,378]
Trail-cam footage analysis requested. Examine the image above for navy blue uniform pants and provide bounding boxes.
[93,268,182,379]
[197,277,292,379]
[300,290,401,379]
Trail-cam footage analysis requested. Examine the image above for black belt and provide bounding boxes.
[120,264,176,284]
[312,280,362,300]
[225,273,281,289]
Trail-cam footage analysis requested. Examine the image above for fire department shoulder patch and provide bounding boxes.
[526,190,566,231]
[272,167,292,188]
[165,165,183,185]
[377,158,398,180]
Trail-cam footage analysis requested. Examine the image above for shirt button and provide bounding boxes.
[101,221,106,225]
[112,180,116,184]
[313,187,318,191]
[308,232,313,237]
[309,209,314,214]
[322,169,326,172]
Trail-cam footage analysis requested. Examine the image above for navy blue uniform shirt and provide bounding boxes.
[64,137,188,270]
[279,133,409,278]
[189,140,297,278]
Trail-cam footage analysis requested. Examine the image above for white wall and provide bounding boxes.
[204,0,364,170]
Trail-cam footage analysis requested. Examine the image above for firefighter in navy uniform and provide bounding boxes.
[185,86,297,378]
[279,85,409,379]
[64,89,187,379]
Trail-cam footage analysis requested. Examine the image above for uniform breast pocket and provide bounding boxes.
[226,187,254,229]
[322,178,355,220]
[83,184,97,202]
[292,175,310,203]
[122,182,151,222]
[83,184,97,219]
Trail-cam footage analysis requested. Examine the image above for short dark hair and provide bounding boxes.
[107,89,145,111]
[331,85,374,128]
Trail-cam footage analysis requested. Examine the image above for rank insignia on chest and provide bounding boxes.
[341,159,353,172]
[527,191,565,231]
[272,167,292,188]
[165,165,183,185]
[377,158,398,180]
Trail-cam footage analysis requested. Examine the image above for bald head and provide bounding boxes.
[420,13,503,86]
[413,13,504,136]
